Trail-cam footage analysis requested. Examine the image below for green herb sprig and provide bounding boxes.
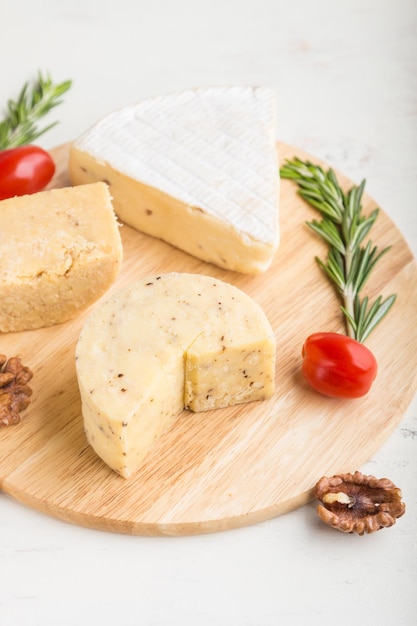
[280,157,396,343]
[0,72,72,150]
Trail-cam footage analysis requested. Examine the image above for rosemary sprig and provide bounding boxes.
[0,71,72,150]
[280,156,396,343]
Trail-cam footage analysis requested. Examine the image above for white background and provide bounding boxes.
[1,1,416,624]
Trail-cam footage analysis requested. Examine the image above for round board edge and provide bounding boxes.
[1,140,416,536]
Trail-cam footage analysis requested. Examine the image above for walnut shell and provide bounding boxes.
[315,471,406,535]
[0,355,34,426]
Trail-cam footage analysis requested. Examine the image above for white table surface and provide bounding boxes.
[1,1,416,624]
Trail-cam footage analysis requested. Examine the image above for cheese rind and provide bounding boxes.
[69,86,279,274]
[0,183,122,332]
[75,273,276,477]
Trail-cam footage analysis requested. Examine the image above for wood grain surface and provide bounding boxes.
[1,142,416,536]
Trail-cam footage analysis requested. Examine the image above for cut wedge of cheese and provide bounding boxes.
[75,272,276,477]
[68,86,279,274]
[0,183,122,332]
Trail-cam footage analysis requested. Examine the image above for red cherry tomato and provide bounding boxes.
[0,145,55,201]
[301,332,378,399]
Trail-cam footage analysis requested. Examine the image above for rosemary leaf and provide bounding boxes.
[342,294,397,343]
[356,244,391,293]
[307,219,346,254]
[324,251,346,289]
[349,209,379,249]
[358,294,397,342]
[298,191,337,217]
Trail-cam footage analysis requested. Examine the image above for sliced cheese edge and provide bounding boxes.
[68,86,280,274]
[0,183,122,332]
[75,272,276,477]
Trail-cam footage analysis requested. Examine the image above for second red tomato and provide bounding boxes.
[0,145,55,201]
[301,332,378,399]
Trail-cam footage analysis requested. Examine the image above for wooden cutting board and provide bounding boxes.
[1,142,416,536]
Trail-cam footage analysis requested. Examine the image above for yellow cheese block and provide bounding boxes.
[75,273,276,477]
[0,183,122,332]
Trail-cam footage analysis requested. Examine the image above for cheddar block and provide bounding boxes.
[75,273,276,477]
[0,183,122,332]
[68,86,280,274]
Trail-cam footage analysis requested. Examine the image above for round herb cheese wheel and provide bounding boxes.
[75,272,276,477]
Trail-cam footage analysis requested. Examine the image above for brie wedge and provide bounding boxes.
[69,86,279,274]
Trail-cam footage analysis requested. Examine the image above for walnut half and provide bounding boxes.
[0,355,34,426]
[315,471,406,535]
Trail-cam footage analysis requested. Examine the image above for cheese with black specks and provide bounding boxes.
[75,272,276,477]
